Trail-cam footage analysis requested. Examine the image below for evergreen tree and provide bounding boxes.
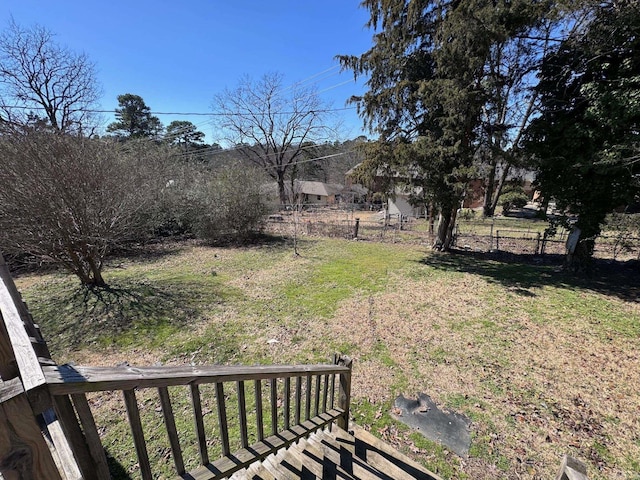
[340,0,566,249]
[165,120,205,151]
[107,93,163,139]
[526,0,640,270]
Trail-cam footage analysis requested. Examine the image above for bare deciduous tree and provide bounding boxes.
[0,133,166,287]
[0,21,101,134]
[212,72,334,205]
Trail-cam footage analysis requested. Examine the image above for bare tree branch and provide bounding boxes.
[0,20,101,135]
[212,72,336,204]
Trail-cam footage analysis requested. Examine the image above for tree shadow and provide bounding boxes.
[421,249,640,302]
[8,240,186,278]
[34,275,239,354]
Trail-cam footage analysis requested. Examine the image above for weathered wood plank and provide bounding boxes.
[0,261,46,390]
[555,455,589,480]
[51,395,96,480]
[283,377,290,431]
[122,389,153,480]
[42,408,83,480]
[189,383,209,465]
[304,374,312,421]
[237,381,248,449]
[336,355,353,430]
[0,377,24,403]
[254,380,264,442]
[184,409,343,480]
[329,372,336,410]
[69,393,111,480]
[0,393,63,480]
[322,374,329,414]
[347,424,444,480]
[314,374,321,417]
[294,376,302,426]
[43,364,350,395]
[285,437,326,479]
[244,456,277,480]
[0,312,18,381]
[158,386,185,475]
[269,378,277,435]
[215,382,230,457]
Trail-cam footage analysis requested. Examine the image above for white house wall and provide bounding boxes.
[388,195,423,218]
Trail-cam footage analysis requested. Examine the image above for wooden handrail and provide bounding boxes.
[44,357,352,479]
[43,362,350,394]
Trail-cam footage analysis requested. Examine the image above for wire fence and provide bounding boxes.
[264,208,640,261]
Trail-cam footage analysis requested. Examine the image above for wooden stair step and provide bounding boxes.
[244,459,277,480]
[289,437,338,479]
[309,429,394,480]
[261,450,301,480]
[340,425,443,480]
[185,410,344,480]
[226,426,442,480]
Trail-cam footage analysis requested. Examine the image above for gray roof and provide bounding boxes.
[297,181,343,197]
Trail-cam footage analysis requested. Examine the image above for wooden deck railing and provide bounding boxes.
[42,355,353,480]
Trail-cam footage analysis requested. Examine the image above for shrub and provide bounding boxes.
[0,133,167,286]
[194,164,267,243]
[499,186,528,215]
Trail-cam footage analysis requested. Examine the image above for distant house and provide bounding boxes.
[297,181,343,206]
[462,169,537,209]
[261,180,344,207]
[347,160,536,215]
[342,183,369,204]
[388,186,426,218]
[346,162,426,218]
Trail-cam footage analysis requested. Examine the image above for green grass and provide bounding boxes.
[13,236,640,480]
[281,239,419,317]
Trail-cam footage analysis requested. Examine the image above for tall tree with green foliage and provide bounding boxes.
[165,120,205,151]
[107,93,163,139]
[526,0,640,270]
[340,0,558,249]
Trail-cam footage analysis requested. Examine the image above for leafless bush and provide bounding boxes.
[0,133,168,286]
[193,163,267,243]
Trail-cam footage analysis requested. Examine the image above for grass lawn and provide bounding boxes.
[15,237,640,480]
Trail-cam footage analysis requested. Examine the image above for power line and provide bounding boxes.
[170,137,336,160]
[0,104,357,116]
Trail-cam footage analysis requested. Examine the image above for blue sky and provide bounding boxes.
[1,1,374,142]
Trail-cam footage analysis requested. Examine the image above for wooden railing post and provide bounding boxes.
[555,455,589,480]
[0,252,81,480]
[334,353,353,431]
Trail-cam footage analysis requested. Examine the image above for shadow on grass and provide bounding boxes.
[106,452,132,480]
[30,276,237,354]
[422,249,640,302]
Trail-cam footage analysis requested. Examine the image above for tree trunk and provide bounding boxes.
[277,172,287,206]
[565,227,595,274]
[87,255,107,288]
[482,163,498,217]
[432,205,459,251]
[538,196,550,218]
[488,162,511,217]
[428,203,436,235]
